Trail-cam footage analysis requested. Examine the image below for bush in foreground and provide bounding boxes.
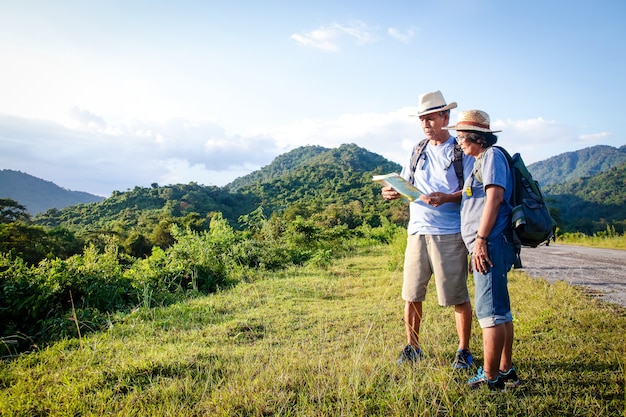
[0,243,623,416]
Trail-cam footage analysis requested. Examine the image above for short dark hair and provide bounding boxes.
[461,131,498,148]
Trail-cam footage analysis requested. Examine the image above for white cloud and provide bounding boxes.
[1,109,615,197]
[488,117,612,164]
[388,27,415,43]
[69,106,107,130]
[246,106,418,165]
[0,114,279,196]
[579,131,613,142]
[291,21,379,51]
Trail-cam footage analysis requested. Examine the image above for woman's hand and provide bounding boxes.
[472,239,493,274]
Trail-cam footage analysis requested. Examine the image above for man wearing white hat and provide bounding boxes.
[382,90,475,368]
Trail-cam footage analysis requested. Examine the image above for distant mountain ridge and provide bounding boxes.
[0,169,104,214]
[32,143,404,234]
[528,145,626,186]
[5,142,626,235]
[543,161,626,233]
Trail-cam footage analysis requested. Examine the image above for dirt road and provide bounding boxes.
[518,244,626,307]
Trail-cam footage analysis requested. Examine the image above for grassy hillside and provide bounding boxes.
[0,241,623,416]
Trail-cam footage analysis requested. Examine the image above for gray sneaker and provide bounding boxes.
[452,349,474,369]
[396,345,424,364]
[499,367,521,387]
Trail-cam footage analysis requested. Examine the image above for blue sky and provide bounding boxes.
[1,0,624,196]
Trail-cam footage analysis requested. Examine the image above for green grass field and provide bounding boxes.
[557,229,626,250]
[1,244,624,416]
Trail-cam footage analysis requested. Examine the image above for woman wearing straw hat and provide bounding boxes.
[442,110,520,391]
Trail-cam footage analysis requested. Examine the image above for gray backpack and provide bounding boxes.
[494,146,557,249]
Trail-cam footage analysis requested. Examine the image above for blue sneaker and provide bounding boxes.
[499,367,521,387]
[396,345,424,364]
[452,349,474,369]
[467,367,505,391]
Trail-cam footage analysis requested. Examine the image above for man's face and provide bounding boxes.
[418,112,448,140]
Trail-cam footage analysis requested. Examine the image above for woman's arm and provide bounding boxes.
[472,184,504,273]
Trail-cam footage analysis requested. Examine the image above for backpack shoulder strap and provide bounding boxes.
[452,144,464,190]
[407,139,429,186]
[411,139,429,168]
[493,145,518,206]
[409,139,465,190]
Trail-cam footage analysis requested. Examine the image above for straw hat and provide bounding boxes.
[412,90,457,117]
[442,110,502,133]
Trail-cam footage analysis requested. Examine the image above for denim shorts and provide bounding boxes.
[473,233,516,328]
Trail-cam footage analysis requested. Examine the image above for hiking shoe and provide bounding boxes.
[452,349,474,369]
[396,345,423,364]
[500,367,521,387]
[467,367,505,391]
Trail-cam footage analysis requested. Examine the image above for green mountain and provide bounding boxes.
[544,162,626,234]
[528,145,626,186]
[227,145,329,191]
[20,143,626,241]
[33,144,403,234]
[0,169,104,215]
[230,143,401,212]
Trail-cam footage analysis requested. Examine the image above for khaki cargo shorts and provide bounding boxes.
[402,232,469,306]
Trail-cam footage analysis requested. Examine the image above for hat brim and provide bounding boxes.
[410,102,457,117]
[442,124,502,133]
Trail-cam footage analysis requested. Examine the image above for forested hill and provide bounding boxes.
[15,142,626,237]
[528,145,626,186]
[33,144,404,235]
[227,145,329,191]
[0,169,104,214]
[230,143,402,218]
[226,144,398,191]
[544,162,626,233]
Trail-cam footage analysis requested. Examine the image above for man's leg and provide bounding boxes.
[402,234,430,349]
[405,300,423,347]
[398,234,430,364]
[427,234,471,353]
[455,301,472,350]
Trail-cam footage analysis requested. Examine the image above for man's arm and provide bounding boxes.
[424,190,462,207]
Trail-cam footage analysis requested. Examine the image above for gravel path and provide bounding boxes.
[518,244,626,307]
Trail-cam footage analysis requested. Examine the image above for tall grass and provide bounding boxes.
[0,242,624,416]
[558,226,626,249]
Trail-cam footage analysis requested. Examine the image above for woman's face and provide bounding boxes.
[457,132,482,157]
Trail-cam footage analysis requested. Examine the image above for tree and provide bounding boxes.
[0,198,31,224]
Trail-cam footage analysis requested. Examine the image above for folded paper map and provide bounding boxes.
[372,173,424,202]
